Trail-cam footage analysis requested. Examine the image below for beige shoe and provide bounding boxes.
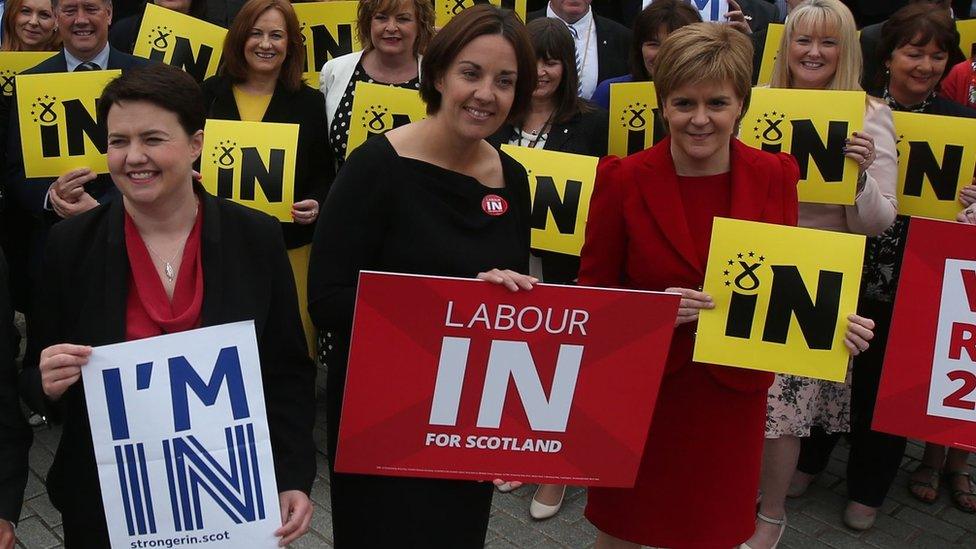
[529,485,566,520]
[843,502,877,531]
[740,512,787,549]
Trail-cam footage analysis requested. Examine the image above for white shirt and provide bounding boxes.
[547,3,598,100]
[64,43,111,72]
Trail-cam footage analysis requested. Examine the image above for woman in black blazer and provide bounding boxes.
[201,0,333,354]
[486,16,608,519]
[19,64,316,548]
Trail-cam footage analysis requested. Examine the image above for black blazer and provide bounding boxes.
[487,107,609,284]
[201,75,335,248]
[108,12,143,54]
[18,189,316,540]
[528,9,633,84]
[0,249,30,525]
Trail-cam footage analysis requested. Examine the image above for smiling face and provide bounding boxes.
[15,0,56,49]
[244,8,287,78]
[533,57,563,101]
[56,0,111,59]
[662,79,743,175]
[434,33,518,142]
[887,37,948,105]
[107,100,202,209]
[787,23,840,89]
[369,1,417,58]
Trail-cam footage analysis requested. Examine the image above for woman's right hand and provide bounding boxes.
[39,344,92,401]
[477,269,537,292]
[959,182,976,208]
[665,287,714,327]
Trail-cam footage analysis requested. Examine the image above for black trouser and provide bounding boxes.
[796,298,907,508]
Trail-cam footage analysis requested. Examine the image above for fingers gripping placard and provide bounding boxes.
[346,82,427,155]
[740,88,865,205]
[608,81,658,159]
[133,4,227,82]
[436,0,527,27]
[294,2,361,89]
[892,111,976,220]
[501,145,598,256]
[16,70,121,178]
[200,120,299,222]
[694,218,865,382]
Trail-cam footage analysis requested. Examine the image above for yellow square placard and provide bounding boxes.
[435,0,527,27]
[607,81,657,158]
[346,81,427,155]
[693,218,865,382]
[16,70,120,178]
[501,145,598,256]
[958,19,976,59]
[741,87,864,205]
[294,1,361,89]
[200,120,299,222]
[757,23,784,86]
[133,3,226,82]
[892,111,976,220]
[0,51,57,97]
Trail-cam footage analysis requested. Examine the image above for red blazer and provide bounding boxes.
[579,136,799,392]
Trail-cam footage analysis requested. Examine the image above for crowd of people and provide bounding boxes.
[0,0,974,548]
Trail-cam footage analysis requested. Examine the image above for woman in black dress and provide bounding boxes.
[308,5,536,547]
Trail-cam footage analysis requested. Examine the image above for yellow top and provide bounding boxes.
[232,85,273,122]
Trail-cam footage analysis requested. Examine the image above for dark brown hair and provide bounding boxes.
[356,0,435,57]
[98,64,206,135]
[419,4,535,121]
[525,17,590,124]
[219,0,305,91]
[875,3,963,89]
[630,0,700,81]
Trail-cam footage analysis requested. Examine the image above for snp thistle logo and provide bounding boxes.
[362,104,411,137]
[723,249,843,351]
[0,69,18,96]
[31,93,104,158]
[212,139,237,168]
[445,0,472,15]
[149,25,172,50]
[619,100,651,155]
[753,111,786,147]
[30,94,57,125]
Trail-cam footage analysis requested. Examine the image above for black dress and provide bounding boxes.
[308,135,530,547]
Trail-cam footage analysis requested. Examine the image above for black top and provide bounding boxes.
[0,249,29,524]
[19,188,316,542]
[309,134,530,365]
[108,12,143,54]
[862,96,976,303]
[201,75,335,248]
[329,61,421,166]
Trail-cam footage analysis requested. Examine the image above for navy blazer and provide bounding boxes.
[19,188,316,543]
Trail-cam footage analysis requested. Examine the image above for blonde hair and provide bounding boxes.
[770,0,862,90]
[357,0,435,57]
[653,22,754,123]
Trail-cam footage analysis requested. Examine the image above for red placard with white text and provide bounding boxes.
[873,218,976,450]
[334,271,680,487]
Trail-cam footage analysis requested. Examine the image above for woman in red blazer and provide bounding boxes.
[579,23,875,549]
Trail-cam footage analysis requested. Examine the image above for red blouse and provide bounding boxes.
[124,208,205,341]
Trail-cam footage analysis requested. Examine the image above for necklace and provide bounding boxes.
[142,205,198,283]
[883,86,934,113]
[517,110,555,149]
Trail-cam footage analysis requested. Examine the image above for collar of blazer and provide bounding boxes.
[634,136,768,274]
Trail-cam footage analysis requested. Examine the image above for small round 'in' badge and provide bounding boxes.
[482,194,508,216]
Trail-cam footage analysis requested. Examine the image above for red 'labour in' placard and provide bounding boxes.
[334,271,680,487]
[873,218,976,450]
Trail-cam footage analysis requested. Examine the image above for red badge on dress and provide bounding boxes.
[482,194,508,216]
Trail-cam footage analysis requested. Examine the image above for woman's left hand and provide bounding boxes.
[845,131,876,175]
[477,269,538,292]
[291,199,320,225]
[275,490,312,547]
[844,314,875,356]
[957,204,976,225]
[725,0,752,35]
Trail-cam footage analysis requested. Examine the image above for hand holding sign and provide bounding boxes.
[477,269,537,292]
[845,131,876,176]
[725,0,751,35]
[275,491,312,547]
[665,287,715,326]
[39,343,92,400]
[844,314,875,356]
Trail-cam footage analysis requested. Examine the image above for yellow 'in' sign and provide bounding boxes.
[133,4,226,82]
[436,0,527,27]
[294,2,362,89]
[0,51,57,97]
[16,70,120,178]
[501,145,598,256]
[200,120,299,222]
[694,218,865,381]
[607,81,658,159]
